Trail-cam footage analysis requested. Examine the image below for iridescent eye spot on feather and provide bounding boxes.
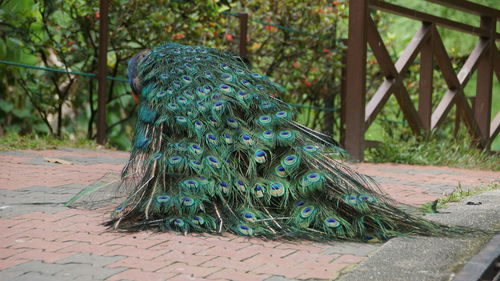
[275,111,289,119]
[254,150,267,163]
[196,87,208,97]
[243,212,257,223]
[167,156,183,165]
[182,179,199,189]
[223,133,234,144]
[343,194,359,205]
[300,172,325,190]
[256,84,266,90]
[191,216,205,225]
[181,75,192,84]
[251,72,262,78]
[263,130,273,136]
[208,117,219,127]
[219,84,232,93]
[156,91,167,98]
[204,71,213,79]
[173,219,185,227]
[206,155,221,169]
[283,155,298,165]
[240,79,252,87]
[226,117,239,129]
[206,133,218,143]
[219,182,230,193]
[270,183,285,197]
[181,197,195,206]
[196,101,207,112]
[253,183,265,197]
[188,160,203,171]
[221,73,233,82]
[303,145,320,154]
[167,103,178,111]
[159,73,169,80]
[213,101,225,111]
[172,80,182,89]
[275,165,287,177]
[235,180,246,192]
[156,195,171,203]
[300,206,315,218]
[240,134,254,145]
[294,200,305,207]
[183,91,194,99]
[188,144,203,155]
[235,68,245,75]
[176,116,188,123]
[237,90,252,101]
[219,63,230,70]
[257,115,272,126]
[359,194,376,203]
[324,217,340,228]
[260,101,274,110]
[237,225,254,236]
[176,96,189,105]
[277,130,296,145]
[115,205,124,211]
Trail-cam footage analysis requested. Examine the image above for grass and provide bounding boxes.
[365,134,500,171]
[421,182,500,213]
[0,133,105,151]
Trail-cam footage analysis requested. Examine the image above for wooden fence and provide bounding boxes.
[343,0,500,160]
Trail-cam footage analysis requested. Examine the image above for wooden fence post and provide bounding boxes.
[474,16,495,146]
[238,12,248,59]
[419,22,434,132]
[344,0,368,161]
[96,0,109,145]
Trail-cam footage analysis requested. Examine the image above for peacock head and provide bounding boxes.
[128,49,150,104]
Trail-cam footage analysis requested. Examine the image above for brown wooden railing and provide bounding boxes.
[343,0,500,161]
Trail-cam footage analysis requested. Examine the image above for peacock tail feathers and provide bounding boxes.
[108,42,454,241]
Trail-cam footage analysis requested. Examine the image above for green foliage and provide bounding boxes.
[0,132,100,150]
[365,133,500,171]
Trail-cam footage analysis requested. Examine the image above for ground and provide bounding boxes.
[0,148,499,281]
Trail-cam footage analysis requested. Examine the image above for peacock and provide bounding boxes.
[109,42,449,241]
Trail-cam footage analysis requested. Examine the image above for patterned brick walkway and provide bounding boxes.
[0,148,498,281]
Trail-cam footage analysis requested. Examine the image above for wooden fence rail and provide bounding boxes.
[343,0,500,161]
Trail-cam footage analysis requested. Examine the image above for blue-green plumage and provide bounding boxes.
[105,42,454,241]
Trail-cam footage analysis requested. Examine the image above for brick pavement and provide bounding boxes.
[0,148,498,281]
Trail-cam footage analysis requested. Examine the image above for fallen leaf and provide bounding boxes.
[44,157,73,165]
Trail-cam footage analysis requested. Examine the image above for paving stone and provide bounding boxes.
[52,263,127,280]
[56,253,125,267]
[9,272,59,281]
[1,260,64,275]
[0,258,127,281]
[319,242,380,256]
[264,276,299,281]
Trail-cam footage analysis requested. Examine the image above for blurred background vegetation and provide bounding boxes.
[0,0,498,169]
